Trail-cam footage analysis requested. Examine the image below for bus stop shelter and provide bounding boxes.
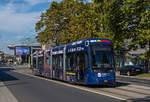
[8,44,41,67]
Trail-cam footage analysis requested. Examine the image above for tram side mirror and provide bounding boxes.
[85,41,89,46]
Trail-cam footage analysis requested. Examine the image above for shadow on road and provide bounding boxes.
[0,67,34,87]
[0,67,18,82]
[86,81,130,88]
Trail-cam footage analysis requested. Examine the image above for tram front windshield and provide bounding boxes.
[91,44,115,72]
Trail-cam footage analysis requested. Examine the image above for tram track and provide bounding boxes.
[116,76,150,87]
[89,80,150,99]
[127,84,150,90]
[117,85,150,95]
[116,87,150,96]
[95,87,147,99]
[91,87,132,99]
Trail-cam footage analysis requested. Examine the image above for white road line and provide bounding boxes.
[14,71,126,101]
[127,84,150,90]
[118,86,150,95]
[0,82,18,102]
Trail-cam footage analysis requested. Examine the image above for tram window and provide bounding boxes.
[33,58,36,68]
[61,55,63,68]
[55,55,58,68]
[66,54,69,70]
[52,55,56,68]
[38,57,44,68]
[56,55,60,69]
[58,55,63,69]
[66,52,89,71]
[102,53,109,65]
[66,53,76,71]
[66,54,72,70]
[72,53,77,68]
[84,53,89,69]
[78,53,86,71]
[48,56,51,66]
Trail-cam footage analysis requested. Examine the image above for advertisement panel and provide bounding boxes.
[15,46,31,55]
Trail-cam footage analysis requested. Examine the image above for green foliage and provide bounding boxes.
[35,0,150,58]
[136,73,150,77]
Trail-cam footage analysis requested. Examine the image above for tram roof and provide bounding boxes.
[66,38,112,46]
[52,45,65,51]
[52,38,113,50]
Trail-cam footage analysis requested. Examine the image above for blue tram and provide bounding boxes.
[32,38,116,85]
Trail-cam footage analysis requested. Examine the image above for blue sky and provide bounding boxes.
[0,0,90,55]
[0,0,56,54]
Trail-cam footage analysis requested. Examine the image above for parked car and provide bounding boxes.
[119,65,142,76]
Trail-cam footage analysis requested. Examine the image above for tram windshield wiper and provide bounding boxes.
[92,66,114,72]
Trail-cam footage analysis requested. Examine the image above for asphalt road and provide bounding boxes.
[0,67,121,102]
[116,75,150,87]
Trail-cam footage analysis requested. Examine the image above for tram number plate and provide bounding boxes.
[104,80,108,82]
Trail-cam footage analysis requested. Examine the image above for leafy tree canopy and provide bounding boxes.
[35,0,150,56]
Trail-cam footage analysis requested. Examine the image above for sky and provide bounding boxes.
[0,0,90,55]
[0,0,61,54]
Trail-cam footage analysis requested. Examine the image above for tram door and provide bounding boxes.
[67,52,88,82]
[76,52,88,82]
[38,56,44,75]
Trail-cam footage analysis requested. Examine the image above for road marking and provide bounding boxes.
[0,82,18,102]
[127,84,150,90]
[118,86,150,95]
[14,71,126,101]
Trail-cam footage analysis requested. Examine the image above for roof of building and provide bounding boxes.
[8,43,41,50]
[128,49,148,55]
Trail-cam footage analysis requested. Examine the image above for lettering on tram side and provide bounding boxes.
[98,73,110,77]
[72,41,83,45]
[68,47,84,53]
[52,50,63,55]
[90,40,97,42]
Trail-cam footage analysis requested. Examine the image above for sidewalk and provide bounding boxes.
[0,81,18,102]
[13,68,32,74]
[12,64,29,69]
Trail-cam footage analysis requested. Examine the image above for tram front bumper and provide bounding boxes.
[87,72,116,85]
[88,78,115,85]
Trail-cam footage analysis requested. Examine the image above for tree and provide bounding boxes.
[92,0,127,49]
[35,0,99,46]
[93,0,150,49]
[36,0,150,52]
